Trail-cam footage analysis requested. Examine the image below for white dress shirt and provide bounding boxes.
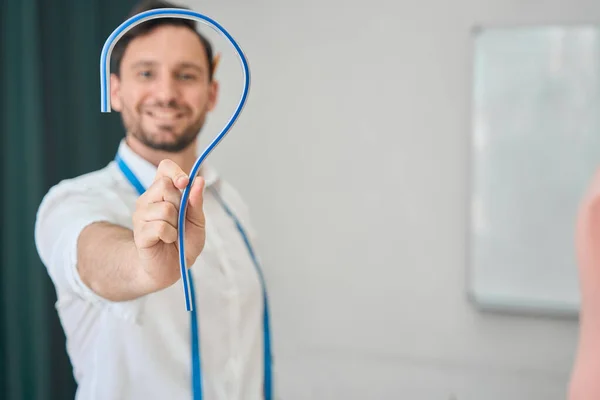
[34,140,268,400]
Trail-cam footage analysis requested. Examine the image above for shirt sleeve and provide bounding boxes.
[34,181,143,323]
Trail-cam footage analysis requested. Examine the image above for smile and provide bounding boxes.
[145,110,184,121]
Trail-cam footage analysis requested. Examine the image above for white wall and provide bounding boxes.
[183,0,600,398]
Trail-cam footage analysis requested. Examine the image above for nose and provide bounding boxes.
[154,75,178,105]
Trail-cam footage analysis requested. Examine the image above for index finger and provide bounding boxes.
[155,159,189,190]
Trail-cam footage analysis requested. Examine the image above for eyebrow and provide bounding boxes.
[178,62,205,73]
[130,60,157,69]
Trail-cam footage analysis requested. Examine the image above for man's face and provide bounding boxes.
[110,25,218,152]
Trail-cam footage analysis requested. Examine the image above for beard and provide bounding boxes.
[131,122,201,153]
[122,101,207,153]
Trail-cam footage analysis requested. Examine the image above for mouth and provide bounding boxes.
[145,109,185,122]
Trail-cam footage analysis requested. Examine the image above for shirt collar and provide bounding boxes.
[116,139,219,191]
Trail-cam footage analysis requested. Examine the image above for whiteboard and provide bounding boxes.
[467,24,600,317]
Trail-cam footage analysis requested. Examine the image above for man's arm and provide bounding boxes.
[36,159,205,307]
[75,159,206,302]
[77,222,156,302]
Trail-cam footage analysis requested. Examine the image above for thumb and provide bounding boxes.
[185,176,206,227]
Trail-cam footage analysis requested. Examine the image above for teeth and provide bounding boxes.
[148,111,179,119]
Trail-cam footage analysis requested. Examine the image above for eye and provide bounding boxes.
[177,73,197,81]
[138,70,153,79]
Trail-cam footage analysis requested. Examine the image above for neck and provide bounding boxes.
[125,135,198,174]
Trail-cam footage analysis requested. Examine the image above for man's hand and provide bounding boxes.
[132,159,206,291]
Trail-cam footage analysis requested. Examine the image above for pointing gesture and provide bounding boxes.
[132,159,206,291]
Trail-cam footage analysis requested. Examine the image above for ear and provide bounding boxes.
[206,53,222,112]
[212,53,221,75]
[110,73,123,111]
[207,79,219,112]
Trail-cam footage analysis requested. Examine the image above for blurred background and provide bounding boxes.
[3,0,600,399]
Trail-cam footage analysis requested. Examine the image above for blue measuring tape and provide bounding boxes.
[115,153,272,399]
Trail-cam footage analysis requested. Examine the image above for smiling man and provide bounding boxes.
[34,1,273,399]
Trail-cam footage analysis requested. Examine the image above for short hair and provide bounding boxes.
[110,0,215,80]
